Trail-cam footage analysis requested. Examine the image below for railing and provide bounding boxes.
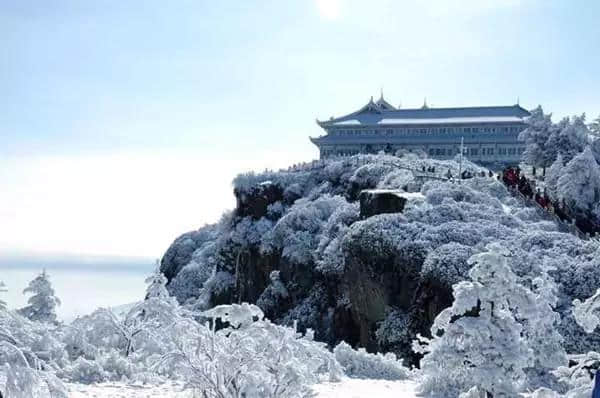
[504,180,599,242]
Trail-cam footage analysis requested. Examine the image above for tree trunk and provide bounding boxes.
[542,166,546,177]
[532,166,536,176]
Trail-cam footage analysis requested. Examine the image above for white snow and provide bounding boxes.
[331,116,524,125]
[314,378,417,397]
[377,116,524,124]
[65,379,419,398]
[66,382,188,398]
[363,189,425,200]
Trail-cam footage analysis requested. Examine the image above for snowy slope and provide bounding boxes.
[65,379,419,398]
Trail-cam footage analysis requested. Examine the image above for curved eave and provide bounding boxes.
[309,136,326,145]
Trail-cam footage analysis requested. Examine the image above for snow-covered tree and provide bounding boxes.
[547,115,589,164]
[18,270,61,324]
[0,280,7,310]
[545,154,565,199]
[128,267,180,325]
[557,146,600,211]
[589,114,600,138]
[590,115,600,164]
[415,245,566,397]
[519,106,555,174]
[144,262,172,300]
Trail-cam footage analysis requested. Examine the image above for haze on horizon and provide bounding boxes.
[1,0,599,259]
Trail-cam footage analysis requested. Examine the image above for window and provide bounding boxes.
[429,148,435,156]
[470,148,478,156]
[386,129,393,135]
[465,128,471,133]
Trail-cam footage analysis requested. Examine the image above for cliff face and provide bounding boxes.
[160,154,600,363]
[159,155,477,364]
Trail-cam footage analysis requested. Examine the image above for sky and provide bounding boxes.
[1,0,600,259]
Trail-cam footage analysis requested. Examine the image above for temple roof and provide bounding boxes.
[316,99,531,127]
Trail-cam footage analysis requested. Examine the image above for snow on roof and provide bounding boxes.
[334,120,361,125]
[331,116,524,126]
[317,102,530,127]
[376,116,524,125]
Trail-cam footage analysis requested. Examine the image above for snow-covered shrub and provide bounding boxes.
[4,365,48,398]
[553,351,600,398]
[374,310,412,356]
[0,308,68,372]
[158,303,341,398]
[0,308,68,397]
[333,341,410,380]
[420,243,474,288]
[315,200,359,275]
[376,169,415,191]
[349,163,397,195]
[272,195,348,265]
[573,288,600,334]
[65,357,105,384]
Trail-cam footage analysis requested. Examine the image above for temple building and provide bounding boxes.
[310,95,531,164]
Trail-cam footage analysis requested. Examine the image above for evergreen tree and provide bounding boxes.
[124,263,180,345]
[519,106,555,175]
[0,280,7,310]
[18,270,61,323]
[415,245,565,397]
[144,260,172,300]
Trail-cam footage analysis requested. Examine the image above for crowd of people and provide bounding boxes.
[502,166,600,238]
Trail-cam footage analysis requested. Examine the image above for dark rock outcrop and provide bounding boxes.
[359,190,408,219]
[342,216,428,353]
[234,182,283,219]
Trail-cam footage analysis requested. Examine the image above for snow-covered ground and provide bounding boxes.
[313,378,418,398]
[67,381,190,398]
[65,378,419,398]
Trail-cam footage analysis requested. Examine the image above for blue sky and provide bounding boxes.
[1,0,599,257]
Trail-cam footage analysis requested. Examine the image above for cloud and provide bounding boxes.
[315,0,342,20]
[0,148,311,258]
